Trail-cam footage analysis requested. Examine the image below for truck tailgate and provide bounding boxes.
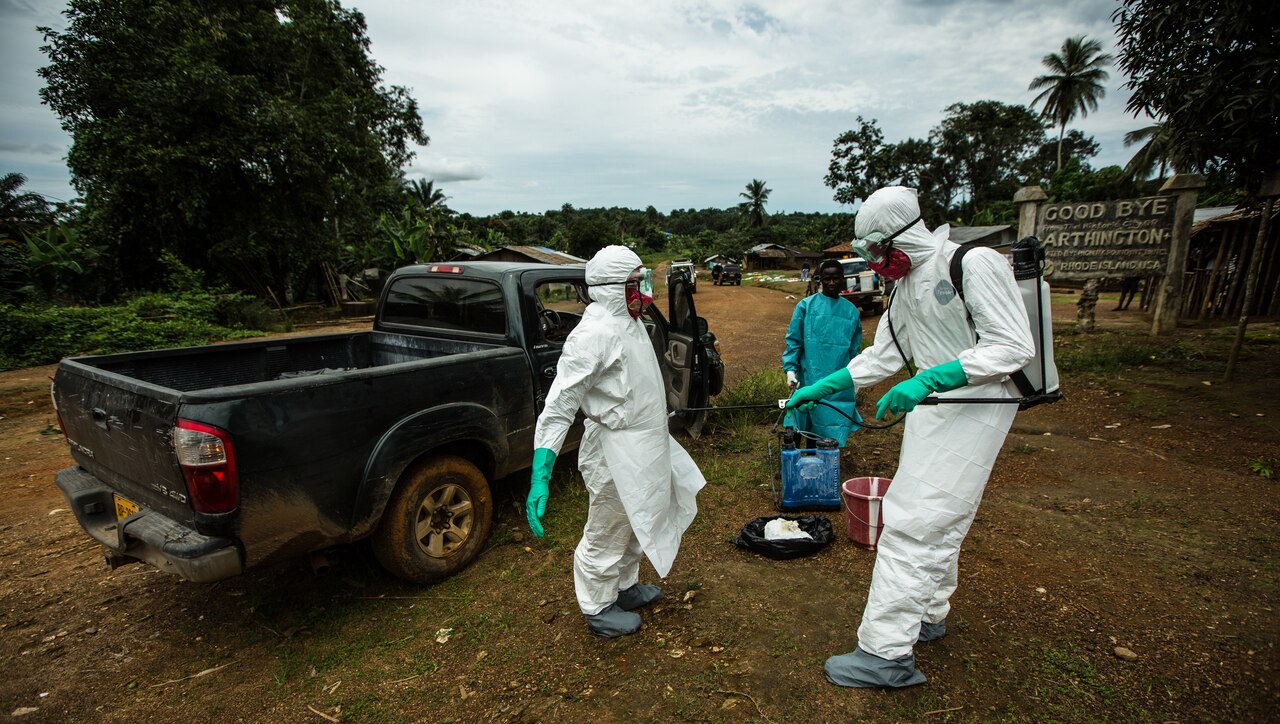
[54,363,194,526]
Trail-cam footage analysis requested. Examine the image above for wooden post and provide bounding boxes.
[1222,216,1256,317]
[1257,205,1280,314]
[1225,172,1280,381]
[1014,186,1048,241]
[1199,228,1231,320]
[1152,174,1206,335]
[1270,209,1280,314]
[1224,198,1274,381]
[1217,229,1244,316]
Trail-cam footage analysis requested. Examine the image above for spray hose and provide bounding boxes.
[671,398,907,430]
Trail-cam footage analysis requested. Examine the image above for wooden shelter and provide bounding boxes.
[948,225,1016,249]
[743,243,822,271]
[472,246,586,265]
[1181,205,1280,319]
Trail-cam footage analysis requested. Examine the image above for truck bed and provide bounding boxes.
[76,331,496,394]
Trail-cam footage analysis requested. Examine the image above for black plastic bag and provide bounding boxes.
[730,515,834,560]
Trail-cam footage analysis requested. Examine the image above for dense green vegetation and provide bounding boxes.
[37,0,427,299]
[0,0,1264,370]
[0,253,274,370]
[0,292,266,370]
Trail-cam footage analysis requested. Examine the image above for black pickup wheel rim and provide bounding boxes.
[414,483,474,559]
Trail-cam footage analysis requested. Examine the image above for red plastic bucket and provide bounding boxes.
[842,477,892,549]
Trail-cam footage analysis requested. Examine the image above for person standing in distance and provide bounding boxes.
[788,186,1034,687]
[526,245,707,638]
[782,259,863,447]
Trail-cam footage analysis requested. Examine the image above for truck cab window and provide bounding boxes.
[382,277,506,335]
[535,280,588,343]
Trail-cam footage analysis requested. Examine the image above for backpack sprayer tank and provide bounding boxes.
[936,235,1063,409]
[1010,236,1061,406]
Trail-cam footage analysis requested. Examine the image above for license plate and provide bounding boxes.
[113,494,140,520]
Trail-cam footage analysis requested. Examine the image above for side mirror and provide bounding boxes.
[696,316,709,336]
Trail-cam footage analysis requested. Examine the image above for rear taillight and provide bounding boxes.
[174,419,239,514]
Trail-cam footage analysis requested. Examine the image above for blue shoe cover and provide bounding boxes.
[584,603,641,638]
[917,620,947,643]
[616,583,664,611]
[824,647,928,688]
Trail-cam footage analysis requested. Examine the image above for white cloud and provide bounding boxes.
[2,0,1143,214]
[407,157,486,183]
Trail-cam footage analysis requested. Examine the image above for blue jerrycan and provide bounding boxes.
[780,436,841,510]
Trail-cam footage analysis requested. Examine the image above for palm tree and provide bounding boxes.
[1029,36,1113,173]
[0,173,52,241]
[1123,121,1175,182]
[405,178,448,212]
[738,179,771,228]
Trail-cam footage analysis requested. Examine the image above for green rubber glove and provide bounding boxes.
[526,448,556,538]
[876,359,968,419]
[785,368,853,412]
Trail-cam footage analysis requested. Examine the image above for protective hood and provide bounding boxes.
[854,186,944,270]
[586,245,643,317]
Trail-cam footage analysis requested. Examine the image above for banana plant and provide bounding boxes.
[23,223,101,298]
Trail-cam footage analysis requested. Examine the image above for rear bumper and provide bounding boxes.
[54,466,243,583]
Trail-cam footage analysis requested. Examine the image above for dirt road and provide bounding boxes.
[1,277,1277,721]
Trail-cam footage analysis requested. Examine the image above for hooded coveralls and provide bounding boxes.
[532,246,707,615]
[844,187,1034,661]
[782,292,862,446]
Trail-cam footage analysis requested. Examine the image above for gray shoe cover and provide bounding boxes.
[917,620,947,643]
[824,647,928,688]
[616,583,664,611]
[584,603,642,638]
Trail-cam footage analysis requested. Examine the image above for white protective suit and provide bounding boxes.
[845,187,1034,659]
[532,246,707,615]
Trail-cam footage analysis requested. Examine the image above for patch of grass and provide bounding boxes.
[256,594,425,686]
[1243,325,1280,345]
[692,424,773,492]
[1010,443,1037,454]
[1249,457,1275,479]
[410,650,440,675]
[1057,331,1199,376]
[1024,643,1151,721]
[1121,386,1172,417]
[711,434,754,453]
[340,691,391,723]
[707,367,790,435]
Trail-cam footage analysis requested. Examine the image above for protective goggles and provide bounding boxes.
[850,216,921,265]
[590,266,654,317]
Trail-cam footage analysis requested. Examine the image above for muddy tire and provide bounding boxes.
[373,455,493,584]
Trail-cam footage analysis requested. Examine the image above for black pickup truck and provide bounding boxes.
[51,262,719,584]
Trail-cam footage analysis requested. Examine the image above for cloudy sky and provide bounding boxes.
[1,0,1143,216]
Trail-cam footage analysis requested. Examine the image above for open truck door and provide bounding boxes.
[642,273,710,438]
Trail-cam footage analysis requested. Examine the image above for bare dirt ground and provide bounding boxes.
[1,273,1277,722]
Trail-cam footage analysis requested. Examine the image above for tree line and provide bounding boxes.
[1,0,1271,311]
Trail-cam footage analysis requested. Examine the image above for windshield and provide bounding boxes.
[841,259,869,276]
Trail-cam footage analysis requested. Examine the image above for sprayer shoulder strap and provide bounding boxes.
[949,244,979,335]
[949,244,1037,397]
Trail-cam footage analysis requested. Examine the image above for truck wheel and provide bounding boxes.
[373,455,492,584]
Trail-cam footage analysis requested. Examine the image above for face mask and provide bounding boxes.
[593,266,653,319]
[624,267,654,319]
[851,216,921,281]
[869,248,913,280]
